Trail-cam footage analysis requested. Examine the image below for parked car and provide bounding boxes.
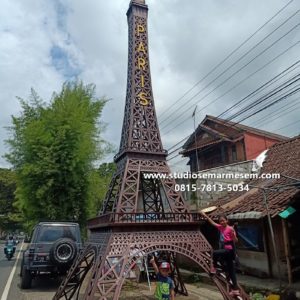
[20,222,82,289]
[24,234,30,243]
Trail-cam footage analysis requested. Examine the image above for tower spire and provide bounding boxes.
[117,0,165,161]
[130,0,145,4]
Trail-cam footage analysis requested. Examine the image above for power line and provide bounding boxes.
[167,104,299,163]
[169,157,189,169]
[161,24,299,133]
[168,135,190,152]
[167,84,300,162]
[168,141,188,156]
[234,82,300,123]
[218,62,300,119]
[160,15,300,129]
[229,75,300,121]
[158,0,296,120]
[290,129,300,136]
[235,87,300,124]
[252,98,300,127]
[273,119,300,131]
[236,87,300,123]
[231,83,300,124]
[162,41,300,136]
[166,62,299,152]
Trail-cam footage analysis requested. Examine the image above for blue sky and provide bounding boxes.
[50,45,81,79]
[0,0,299,171]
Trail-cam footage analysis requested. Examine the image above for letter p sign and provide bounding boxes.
[137,24,145,36]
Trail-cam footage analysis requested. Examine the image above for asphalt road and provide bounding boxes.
[0,241,19,298]
[0,241,62,300]
[0,242,222,300]
[0,241,21,300]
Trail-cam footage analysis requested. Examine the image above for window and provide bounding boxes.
[37,226,76,242]
[236,224,264,252]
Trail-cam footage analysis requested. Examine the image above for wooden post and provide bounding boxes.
[282,218,292,284]
[262,191,282,289]
[263,219,273,277]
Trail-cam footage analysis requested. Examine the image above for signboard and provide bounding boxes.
[279,206,296,219]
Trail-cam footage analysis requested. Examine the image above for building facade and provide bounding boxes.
[202,136,300,283]
[181,115,288,172]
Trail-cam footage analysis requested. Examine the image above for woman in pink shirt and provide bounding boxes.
[201,212,240,297]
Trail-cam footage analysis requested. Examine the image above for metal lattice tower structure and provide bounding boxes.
[53,1,250,299]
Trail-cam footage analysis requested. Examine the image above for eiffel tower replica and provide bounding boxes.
[54,1,250,299]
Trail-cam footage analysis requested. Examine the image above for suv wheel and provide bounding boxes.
[50,238,77,266]
[21,268,32,289]
[20,259,24,276]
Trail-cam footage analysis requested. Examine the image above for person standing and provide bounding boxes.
[200,211,240,297]
[150,256,175,300]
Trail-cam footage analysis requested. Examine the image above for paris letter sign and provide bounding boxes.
[136,23,149,106]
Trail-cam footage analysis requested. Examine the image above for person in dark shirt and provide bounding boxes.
[150,256,175,300]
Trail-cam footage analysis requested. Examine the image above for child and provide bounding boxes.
[150,256,175,300]
[200,211,240,297]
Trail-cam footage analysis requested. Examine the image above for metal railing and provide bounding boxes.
[88,212,203,227]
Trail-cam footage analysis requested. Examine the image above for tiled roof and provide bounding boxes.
[183,115,289,150]
[205,136,300,219]
[205,115,289,141]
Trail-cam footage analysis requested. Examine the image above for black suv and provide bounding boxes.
[20,222,82,289]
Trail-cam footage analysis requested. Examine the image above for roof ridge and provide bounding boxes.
[268,134,299,149]
[203,115,289,140]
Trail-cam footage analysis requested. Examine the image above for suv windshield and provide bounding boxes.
[37,225,77,242]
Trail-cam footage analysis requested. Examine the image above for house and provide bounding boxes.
[202,136,300,283]
[179,115,289,209]
[181,115,288,172]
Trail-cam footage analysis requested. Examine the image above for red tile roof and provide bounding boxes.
[183,115,289,151]
[204,115,289,141]
[204,135,300,218]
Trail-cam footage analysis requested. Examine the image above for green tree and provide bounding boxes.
[88,162,116,216]
[5,82,110,229]
[0,168,21,234]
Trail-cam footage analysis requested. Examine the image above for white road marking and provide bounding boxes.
[0,241,24,300]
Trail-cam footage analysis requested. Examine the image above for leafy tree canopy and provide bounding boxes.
[5,82,111,230]
[0,168,20,232]
[88,162,116,216]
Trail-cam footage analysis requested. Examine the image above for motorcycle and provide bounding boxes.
[4,243,15,260]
